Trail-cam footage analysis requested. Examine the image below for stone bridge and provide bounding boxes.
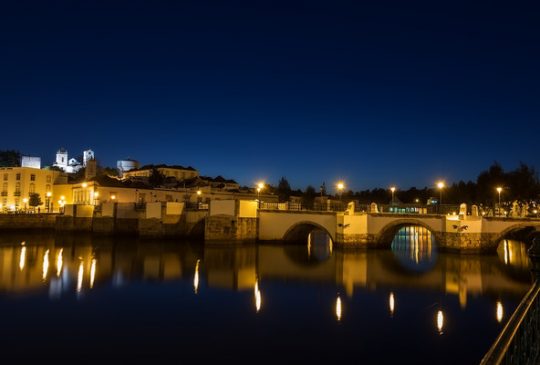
[257,205,540,253]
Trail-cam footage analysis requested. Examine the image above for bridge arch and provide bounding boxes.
[493,223,540,244]
[376,218,443,248]
[282,221,334,244]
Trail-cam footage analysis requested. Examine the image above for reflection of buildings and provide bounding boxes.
[0,234,531,311]
[391,226,434,267]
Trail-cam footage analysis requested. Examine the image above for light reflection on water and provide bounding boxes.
[0,231,533,364]
[391,226,436,272]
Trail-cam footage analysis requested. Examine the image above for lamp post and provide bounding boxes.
[390,186,396,205]
[336,181,345,210]
[196,189,202,209]
[93,191,99,206]
[437,181,445,214]
[46,191,52,213]
[496,187,503,216]
[22,197,28,213]
[256,182,264,209]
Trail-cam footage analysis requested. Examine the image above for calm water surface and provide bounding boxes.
[0,227,532,364]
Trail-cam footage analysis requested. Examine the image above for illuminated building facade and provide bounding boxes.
[0,167,62,211]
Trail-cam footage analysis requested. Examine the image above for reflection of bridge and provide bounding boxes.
[255,203,540,253]
[0,235,530,307]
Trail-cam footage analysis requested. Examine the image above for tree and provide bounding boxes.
[148,168,165,187]
[302,185,316,209]
[0,150,21,167]
[29,193,42,209]
[277,177,292,202]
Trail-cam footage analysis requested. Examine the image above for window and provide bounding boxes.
[3,174,7,181]
[16,173,20,181]
[46,175,51,183]
[30,174,36,181]
[15,182,20,192]
[29,183,35,194]
[46,184,51,192]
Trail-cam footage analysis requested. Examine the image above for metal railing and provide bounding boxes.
[480,240,540,365]
[258,201,462,215]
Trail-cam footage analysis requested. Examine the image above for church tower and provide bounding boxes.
[83,149,95,167]
[55,148,68,170]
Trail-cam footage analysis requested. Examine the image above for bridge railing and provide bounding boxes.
[258,201,463,215]
[259,201,353,212]
[480,240,540,365]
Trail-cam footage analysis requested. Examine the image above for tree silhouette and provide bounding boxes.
[29,193,42,208]
[277,177,292,202]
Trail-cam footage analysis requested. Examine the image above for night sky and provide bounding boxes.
[1,1,539,191]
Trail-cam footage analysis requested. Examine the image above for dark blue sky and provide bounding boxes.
[1,0,539,191]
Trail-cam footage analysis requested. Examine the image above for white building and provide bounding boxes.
[53,147,94,173]
[21,156,41,169]
[117,158,140,177]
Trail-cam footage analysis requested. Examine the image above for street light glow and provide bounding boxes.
[82,182,88,188]
[336,181,345,191]
[437,181,445,189]
[496,187,503,193]
[390,186,396,193]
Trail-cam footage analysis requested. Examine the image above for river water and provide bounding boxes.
[0,227,532,364]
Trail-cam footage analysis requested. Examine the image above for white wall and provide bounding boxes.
[238,200,257,218]
[146,202,162,219]
[259,212,337,241]
[367,215,445,235]
[210,200,236,216]
[166,202,184,215]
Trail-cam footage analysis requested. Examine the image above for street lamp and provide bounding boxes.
[336,181,345,209]
[196,189,202,208]
[496,187,503,216]
[256,182,265,209]
[390,186,396,205]
[437,181,445,213]
[46,191,52,213]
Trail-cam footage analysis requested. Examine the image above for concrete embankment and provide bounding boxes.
[0,214,57,231]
